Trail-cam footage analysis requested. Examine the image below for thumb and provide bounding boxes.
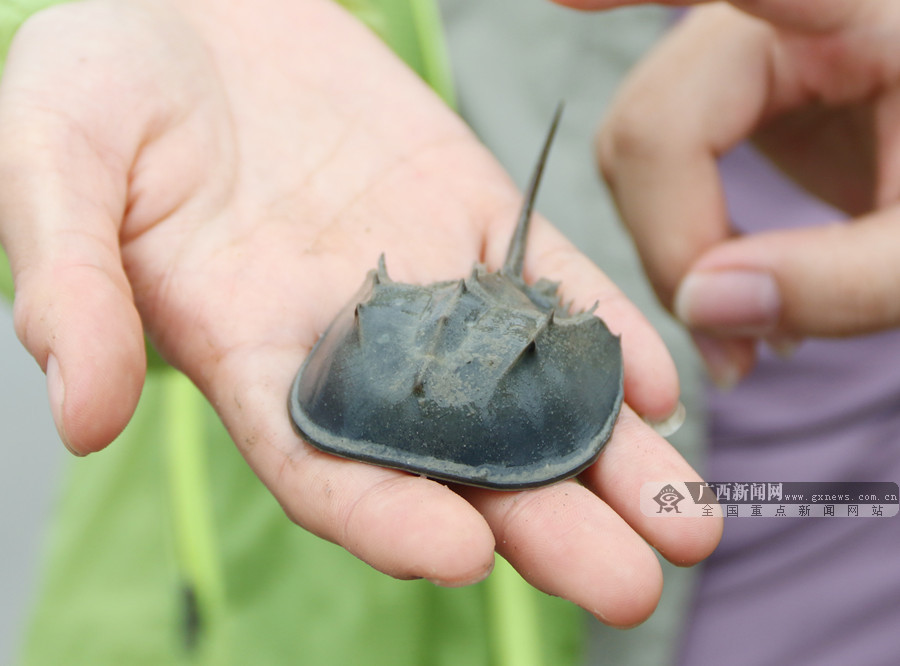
[673,211,900,338]
[0,142,147,455]
[8,245,146,456]
[0,11,147,455]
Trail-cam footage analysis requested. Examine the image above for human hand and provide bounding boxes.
[0,0,719,624]
[554,0,900,385]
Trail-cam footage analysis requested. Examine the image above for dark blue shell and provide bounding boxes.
[289,107,624,489]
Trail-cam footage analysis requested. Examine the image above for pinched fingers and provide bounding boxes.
[597,6,773,309]
[676,212,900,338]
[594,7,779,384]
[599,2,900,352]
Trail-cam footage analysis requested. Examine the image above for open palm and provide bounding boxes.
[0,0,719,624]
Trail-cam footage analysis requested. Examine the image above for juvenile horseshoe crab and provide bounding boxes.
[289,107,624,489]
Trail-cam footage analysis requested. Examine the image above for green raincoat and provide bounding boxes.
[0,1,583,664]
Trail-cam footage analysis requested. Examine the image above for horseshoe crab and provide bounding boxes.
[289,107,624,489]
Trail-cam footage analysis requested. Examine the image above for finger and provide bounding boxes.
[597,6,773,311]
[460,480,664,628]
[484,213,682,425]
[726,0,871,32]
[550,0,865,33]
[691,332,757,391]
[675,209,900,337]
[0,10,150,454]
[581,407,722,565]
[202,346,497,585]
[547,0,700,12]
[458,412,722,627]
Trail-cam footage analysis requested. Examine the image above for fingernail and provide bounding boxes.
[692,334,742,392]
[675,270,781,336]
[765,334,804,359]
[644,401,686,438]
[46,354,81,457]
[427,567,493,588]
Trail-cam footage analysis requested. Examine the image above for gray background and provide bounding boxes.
[0,304,63,665]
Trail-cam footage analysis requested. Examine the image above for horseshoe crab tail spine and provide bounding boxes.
[502,102,564,278]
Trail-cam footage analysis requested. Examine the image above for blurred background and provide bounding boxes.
[0,304,63,664]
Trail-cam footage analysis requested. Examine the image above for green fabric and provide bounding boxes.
[358,0,456,106]
[3,0,583,664]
